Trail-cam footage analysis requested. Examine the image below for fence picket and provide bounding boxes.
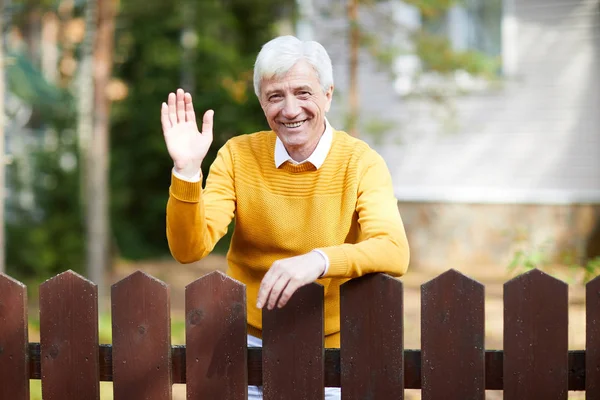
[340,273,404,399]
[111,271,172,400]
[39,270,99,400]
[0,274,29,400]
[421,269,485,400]
[586,276,600,397]
[186,270,247,399]
[504,269,568,400]
[262,282,324,400]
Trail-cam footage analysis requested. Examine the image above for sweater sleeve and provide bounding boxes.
[166,143,236,263]
[319,150,410,278]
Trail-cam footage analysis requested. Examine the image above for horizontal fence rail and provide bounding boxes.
[24,343,586,389]
[0,268,595,399]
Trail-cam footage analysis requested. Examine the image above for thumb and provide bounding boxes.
[202,110,214,138]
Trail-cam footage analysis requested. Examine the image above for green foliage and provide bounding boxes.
[5,0,293,282]
[6,136,85,282]
[6,50,75,124]
[413,32,500,78]
[403,0,459,18]
[109,0,294,260]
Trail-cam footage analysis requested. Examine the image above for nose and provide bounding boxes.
[281,96,301,120]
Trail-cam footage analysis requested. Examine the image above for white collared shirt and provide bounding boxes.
[274,118,333,169]
[172,118,333,276]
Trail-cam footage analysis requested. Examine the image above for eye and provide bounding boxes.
[298,91,311,98]
[268,94,282,101]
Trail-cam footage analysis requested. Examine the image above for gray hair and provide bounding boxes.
[253,35,334,98]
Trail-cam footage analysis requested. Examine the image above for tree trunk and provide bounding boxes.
[180,0,196,91]
[348,0,359,137]
[79,0,95,207]
[87,0,115,305]
[0,0,6,273]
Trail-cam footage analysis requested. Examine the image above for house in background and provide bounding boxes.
[300,0,600,273]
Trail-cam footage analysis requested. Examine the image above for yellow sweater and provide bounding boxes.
[166,129,409,348]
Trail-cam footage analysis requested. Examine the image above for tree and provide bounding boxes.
[109,0,295,260]
[347,0,359,137]
[339,0,501,136]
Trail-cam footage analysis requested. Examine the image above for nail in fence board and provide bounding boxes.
[587,276,600,396]
[0,274,29,400]
[262,283,324,400]
[421,269,485,400]
[39,270,100,400]
[340,273,404,400]
[504,269,568,400]
[186,271,247,399]
[112,271,172,400]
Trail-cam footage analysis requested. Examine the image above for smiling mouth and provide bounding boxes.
[282,120,306,128]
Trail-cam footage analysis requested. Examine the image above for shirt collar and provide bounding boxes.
[274,118,333,169]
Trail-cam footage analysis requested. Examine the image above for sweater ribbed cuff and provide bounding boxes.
[320,247,349,278]
[170,172,202,202]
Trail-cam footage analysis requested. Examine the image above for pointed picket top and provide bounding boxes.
[587,273,600,288]
[340,271,402,292]
[186,269,247,400]
[0,273,29,400]
[421,269,485,400]
[40,269,97,291]
[421,268,483,294]
[0,273,27,289]
[39,270,99,400]
[504,267,567,290]
[340,273,404,400]
[185,269,245,292]
[504,268,568,399]
[111,269,172,400]
[111,269,168,292]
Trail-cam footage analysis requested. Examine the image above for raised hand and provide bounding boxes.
[161,88,214,179]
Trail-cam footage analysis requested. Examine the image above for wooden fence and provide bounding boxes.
[0,268,596,399]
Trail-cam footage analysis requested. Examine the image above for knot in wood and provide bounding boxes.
[49,344,60,359]
[188,309,204,326]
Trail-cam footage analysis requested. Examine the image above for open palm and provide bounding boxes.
[161,88,213,177]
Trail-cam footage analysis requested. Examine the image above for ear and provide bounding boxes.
[324,85,334,113]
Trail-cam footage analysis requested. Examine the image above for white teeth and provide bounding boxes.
[283,120,304,128]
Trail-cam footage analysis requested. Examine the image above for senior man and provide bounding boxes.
[162,35,409,399]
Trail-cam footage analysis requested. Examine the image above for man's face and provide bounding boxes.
[259,60,333,154]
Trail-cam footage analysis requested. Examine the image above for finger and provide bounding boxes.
[277,280,301,309]
[160,102,171,132]
[184,92,196,124]
[257,267,281,308]
[176,88,186,123]
[168,92,177,125]
[202,109,214,137]
[267,276,290,310]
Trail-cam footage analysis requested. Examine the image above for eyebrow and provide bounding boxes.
[294,85,313,92]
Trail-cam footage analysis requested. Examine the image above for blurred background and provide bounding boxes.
[1,0,599,398]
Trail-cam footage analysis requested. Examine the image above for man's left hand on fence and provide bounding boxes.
[256,252,326,310]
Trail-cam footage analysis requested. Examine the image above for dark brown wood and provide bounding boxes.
[504,269,568,400]
[262,283,324,400]
[340,273,404,399]
[39,270,100,400]
[185,271,247,399]
[111,271,172,400]
[26,343,588,390]
[0,274,29,400]
[421,269,485,399]
[587,276,600,397]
